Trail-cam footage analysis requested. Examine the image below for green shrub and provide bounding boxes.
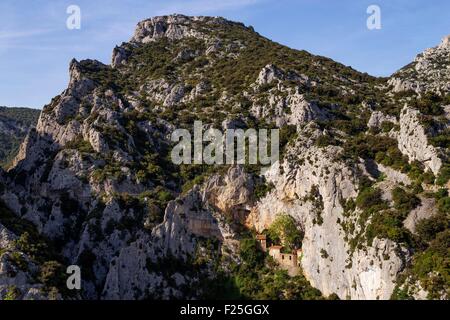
[356,187,383,210]
[254,179,274,200]
[410,92,446,116]
[9,251,28,271]
[416,213,449,242]
[391,187,421,215]
[39,261,66,290]
[320,249,329,259]
[315,134,339,148]
[436,164,450,186]
[14,232,47,262]
[429,129,450,149]
[267,213,302,250]
[365,210,411,245]
[391,285,414,300]
[411,230,449,298]
[433,188,449,213]
[421,171,436,185]
[437,196,450,214]
[239,238,264,268]
[279,125,297,153]
[156,188,173,203]
[65,136,94,154]
[4,286,20,300]
[380,121,394,133]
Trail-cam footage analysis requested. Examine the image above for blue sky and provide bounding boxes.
[0,0,449,109]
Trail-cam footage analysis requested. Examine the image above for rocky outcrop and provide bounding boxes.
[203,166,255,222]
[130,14,249,44]
[102,167,245,299]
[250,79,325,126]
[248,65,324,126]
[367,111,397,129]
[111,46,131,68]
[163,84,185,107]
[403,196,438,233]
[398,106,443,175]
[256,64,310,87]
[131,15,205,43]
[389,35,450,95]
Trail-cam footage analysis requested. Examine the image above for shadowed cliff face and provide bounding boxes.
[0,14,448,300]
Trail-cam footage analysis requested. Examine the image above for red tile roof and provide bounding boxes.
[269,245,283,249]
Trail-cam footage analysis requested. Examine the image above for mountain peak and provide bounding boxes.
[389,33,450,95]
[440,34,450,48]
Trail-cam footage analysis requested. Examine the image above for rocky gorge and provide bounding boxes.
[0,15,448,300]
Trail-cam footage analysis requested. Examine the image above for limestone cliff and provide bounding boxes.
[0,15,448,300]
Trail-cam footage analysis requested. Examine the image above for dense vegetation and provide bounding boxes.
[205,238,323,300]
[0,201,70,298]
[394,189,450,299]
[0,106,40,125]
[0,106,40,168]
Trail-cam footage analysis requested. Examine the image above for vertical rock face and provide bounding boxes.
[203,166,255,222]
[250,65,325,126]
[246,132,408,300]
[388,35,450,95]
[347,238,407,300]
[0,15,447,300]
[102,168,244,299]
[398,106,442,175]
